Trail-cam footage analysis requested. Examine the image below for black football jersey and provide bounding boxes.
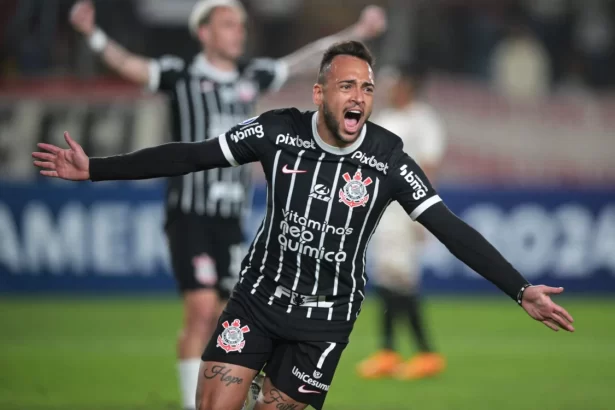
[217,108,442,335]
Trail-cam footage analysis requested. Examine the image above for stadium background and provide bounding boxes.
[1,0,614,409]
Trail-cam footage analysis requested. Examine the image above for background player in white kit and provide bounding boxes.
[358,62,447,380]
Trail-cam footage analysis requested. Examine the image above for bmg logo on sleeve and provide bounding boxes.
[399,164,428,200]
[229,123,264,143]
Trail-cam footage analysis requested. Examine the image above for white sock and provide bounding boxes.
[178,358,201,410]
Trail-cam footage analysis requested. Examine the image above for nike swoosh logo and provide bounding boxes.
[298,385,321,394]
[282,164,307,174]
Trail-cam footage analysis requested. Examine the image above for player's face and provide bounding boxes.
[314,55,375,144]
[198,6,246,60]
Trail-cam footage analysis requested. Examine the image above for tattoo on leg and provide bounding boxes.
[263,388,284,404]
[276,404,299,410]
[203,365,244,387]
[263,389,300,409]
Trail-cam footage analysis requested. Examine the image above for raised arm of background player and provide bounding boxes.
[69,0,387,87]
[33,119,575,334]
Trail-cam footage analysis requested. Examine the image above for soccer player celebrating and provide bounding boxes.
[357,62,447,380]
[33,41,575,410]
[69,1,386,409]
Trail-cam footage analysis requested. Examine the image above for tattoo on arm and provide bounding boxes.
[202,365,244,387]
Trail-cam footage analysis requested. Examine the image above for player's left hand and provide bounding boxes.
[353,5,387,39]
[521,285,575,332]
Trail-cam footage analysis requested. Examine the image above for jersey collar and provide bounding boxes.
[311,112,366,156]
[190,53,239,83]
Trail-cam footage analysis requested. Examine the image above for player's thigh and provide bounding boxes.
[183,289,221,330]
[211,219,246,300]
[165,213,220,294]
[196,360,258,410]
[199,299,274,409]
[263,339,347,410]
[201,296,273,376]
[256,377,308,410]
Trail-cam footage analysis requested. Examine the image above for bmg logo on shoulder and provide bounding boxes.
[230,123,264,143]
[399,164,428,200]
[276,133,316,149]
[351,151,389,174]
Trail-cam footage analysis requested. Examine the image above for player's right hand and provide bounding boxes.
[32,132,90,181]
[70,0,96,36]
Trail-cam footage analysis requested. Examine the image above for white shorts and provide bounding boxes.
[370,203,424,290]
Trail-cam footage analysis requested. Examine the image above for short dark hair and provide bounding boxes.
[317,41,374,84]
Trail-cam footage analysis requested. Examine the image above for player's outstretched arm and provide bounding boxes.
[70,0,151,86]
[416,203,575,333]
[32,132,230,182]
[280,5,387,77]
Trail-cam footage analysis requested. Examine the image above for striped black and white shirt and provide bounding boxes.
[217,108,442,339]
[148,53,288,219]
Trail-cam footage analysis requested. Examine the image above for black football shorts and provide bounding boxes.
[201,292,348,410]
[165,212,245,299]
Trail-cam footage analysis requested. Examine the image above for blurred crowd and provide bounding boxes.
[1,0,614,98]
[423,0,615,98]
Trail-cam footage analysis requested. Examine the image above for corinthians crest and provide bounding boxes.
[339,170,373,208]
[216,319,250,353]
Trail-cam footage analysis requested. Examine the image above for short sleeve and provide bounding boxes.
[389,145,443,220]
[245,58,289,93]
[217,111,283,167]
[147,55,186,93]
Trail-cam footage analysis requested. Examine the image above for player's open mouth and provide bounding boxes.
[343,109,363,134]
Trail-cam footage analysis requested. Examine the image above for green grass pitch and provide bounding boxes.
[1,295,613,410]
